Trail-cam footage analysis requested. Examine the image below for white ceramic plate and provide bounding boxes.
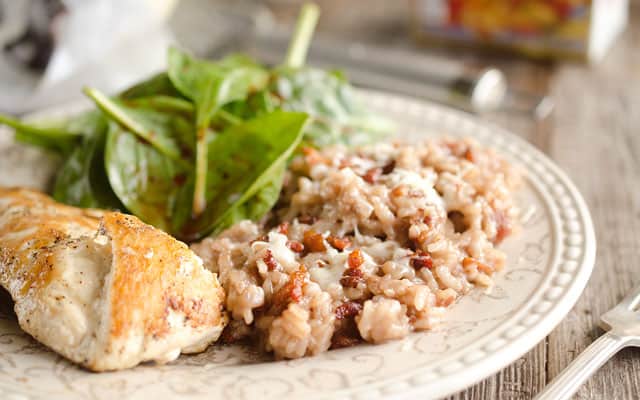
[0,91,595,400]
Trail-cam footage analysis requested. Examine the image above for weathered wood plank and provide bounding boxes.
[543,10,640,399]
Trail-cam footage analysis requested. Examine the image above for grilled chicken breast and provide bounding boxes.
[0,188,227,371]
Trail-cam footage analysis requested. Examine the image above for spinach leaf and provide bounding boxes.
[104,121,192,232]
[222,89,278,120]
[0,114,81,155]
[167,47,269,216]
[177,110,308,240]
[84,87,193,166]
[123,95,242,127]
[121,95,194,116]
[171,164,286,240]
[119,72,183,99]
[216,2,390,149]
[52,112,121,209]
[270,67,393,147]
[214,164,286,235]
[224,68,393,148]
[91,91,197,232]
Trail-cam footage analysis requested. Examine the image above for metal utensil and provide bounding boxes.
[194,5,552,118]
[535,284,640,400]
[241,27,552,118]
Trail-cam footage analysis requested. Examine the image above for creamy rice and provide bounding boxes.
[192,138,521,359]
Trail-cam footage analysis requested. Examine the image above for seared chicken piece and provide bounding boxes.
[0,188,227,371]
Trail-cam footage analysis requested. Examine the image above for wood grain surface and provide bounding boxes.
[263,1,640,398]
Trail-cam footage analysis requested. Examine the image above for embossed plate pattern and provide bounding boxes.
[0,91,595,400]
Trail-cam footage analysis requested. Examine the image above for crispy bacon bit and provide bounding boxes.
[331,332,362,349]
[287,240,304,253]
[436,291,456,307]
[362,167,381,184]
[302,147,327,165]
[445,141,465,156]
[493,210,511,244]
[331,318,363,349]
[270,266,307,314]
[298,214,318,225]
[347,249,364,269]
[340,266,364,288]
[464,148,475,162]
[302,147,313,155]
[263,249,278,271]
[335,301,363,320]
[462,257,493,274]
[423,214,432,226]
[303,229,326,252]
[437,297,455,307]
[382,159,396,174]
[478,262,493,274]
[495,224,511,244]
[448,210,468,233]
[332,298,364,348]
[219,324,249,344]
[289,268,306,302]
[277,221,290,235]
[410,252,433,270]
[327,236,351,251]
[391,185,406,197]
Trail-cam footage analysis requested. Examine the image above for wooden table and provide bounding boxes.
[264,1,640,398]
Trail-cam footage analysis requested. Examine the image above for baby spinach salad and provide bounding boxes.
[0,3,392,241]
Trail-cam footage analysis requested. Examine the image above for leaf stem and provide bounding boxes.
[192,125,209,216]
[84,87,188,167]
[284,3,320,68]
[0,114,76,139]
[126,95,194,114]
[217,109,242,125]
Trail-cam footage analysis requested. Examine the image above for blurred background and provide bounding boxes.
[0,0,633,118]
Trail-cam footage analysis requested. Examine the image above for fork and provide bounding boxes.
[535,283,640,400]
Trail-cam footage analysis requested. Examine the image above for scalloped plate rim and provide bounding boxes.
[0,89,596,400]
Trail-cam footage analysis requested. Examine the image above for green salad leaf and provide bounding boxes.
[123,95,194,115]
[223,69,393,148]
[270,67,393,147]
[119,72,183,99]
[167,48,269,216]
[215,164,286,232]
[178,110,308,240]
[104,121,193,232]
[220,2,391,148]
[88,95,196,232]
[84,88,193,165]
[52,112,121,209]
[0,114,83,156]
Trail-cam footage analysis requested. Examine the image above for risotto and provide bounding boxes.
[192,137,521,359]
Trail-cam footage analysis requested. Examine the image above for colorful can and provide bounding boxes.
[411,0,628,62]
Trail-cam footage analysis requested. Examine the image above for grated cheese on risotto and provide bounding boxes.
[192,137,521,359]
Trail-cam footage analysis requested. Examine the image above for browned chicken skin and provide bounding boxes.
[0,188,227,371]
